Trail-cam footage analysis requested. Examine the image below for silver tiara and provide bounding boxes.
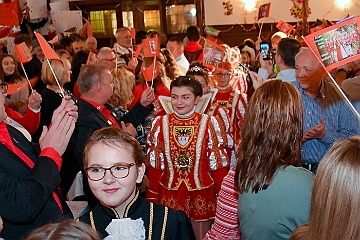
[189,66,202,72]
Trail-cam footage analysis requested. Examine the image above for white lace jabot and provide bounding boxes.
[104,218,146,240]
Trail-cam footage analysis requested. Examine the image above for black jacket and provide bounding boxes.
[79,190,196,239]
[0,124,71,240]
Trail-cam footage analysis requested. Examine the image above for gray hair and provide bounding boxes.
[77,64,108,94]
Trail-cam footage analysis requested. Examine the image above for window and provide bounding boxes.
[122,11,134,28]
[166,4,197,34]
[144,10,161,32]
[90,10,117,37]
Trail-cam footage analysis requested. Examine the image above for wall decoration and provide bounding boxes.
[223,1,233,15]
[290,0,311,19]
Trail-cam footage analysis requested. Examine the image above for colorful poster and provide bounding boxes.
[276,19,294,35]
[303,17,360,71]
[51,10,83,33]
[27,0,47,20]
[258,3,271,20]
[203,39,225,69]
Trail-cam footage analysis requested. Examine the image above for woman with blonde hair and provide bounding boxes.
[235,80,314,240]
[110,68,136,109]
[110,68,155,156]
[33,57,74,142]
[33,57,77,197]
[290,136,360,240]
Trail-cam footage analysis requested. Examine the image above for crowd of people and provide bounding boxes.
[0,18,359,240]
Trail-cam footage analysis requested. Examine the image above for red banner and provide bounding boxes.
[0,0,22,27]
[142,38,160,57]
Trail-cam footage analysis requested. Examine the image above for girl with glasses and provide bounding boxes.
[146,76,230,240]
[79,126,195,239]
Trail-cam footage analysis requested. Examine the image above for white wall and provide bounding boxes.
[204,0,360,25]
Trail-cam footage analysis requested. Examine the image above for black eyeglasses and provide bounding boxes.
[0,83,8,94]
[215,72,232,78]
[100,58,117,62]
[85,163,136,181]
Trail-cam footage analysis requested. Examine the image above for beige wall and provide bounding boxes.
[204,0,360,25]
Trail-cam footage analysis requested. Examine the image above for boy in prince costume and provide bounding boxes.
[146,76,230,240]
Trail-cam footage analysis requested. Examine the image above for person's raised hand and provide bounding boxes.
[128,57,138,70]
[120,121,137,137]
[249,71,264,90]
[140,87,155,107]
[28,90,42,111]
[39,97,78,155]
[302,117,326,142]
[51,96,78,124]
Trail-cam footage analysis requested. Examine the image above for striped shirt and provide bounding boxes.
[204,167,242,240]
[292,80,358,164]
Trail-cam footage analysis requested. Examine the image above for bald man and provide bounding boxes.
[98,47,116,71]
[86,36,98,54]
[292,47,357,172]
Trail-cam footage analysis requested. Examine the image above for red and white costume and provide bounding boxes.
[146,108,229,221]
[211,85,247,146]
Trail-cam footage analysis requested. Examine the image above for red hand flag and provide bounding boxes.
[142,38,160,57]
[15,42,33,64]
[35,32,61,61]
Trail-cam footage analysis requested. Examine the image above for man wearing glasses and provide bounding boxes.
[98,47,117,71]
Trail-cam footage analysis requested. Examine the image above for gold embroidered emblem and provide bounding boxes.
[174,126,194,147]
[216,100,229,108]
[175,149,193,171]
